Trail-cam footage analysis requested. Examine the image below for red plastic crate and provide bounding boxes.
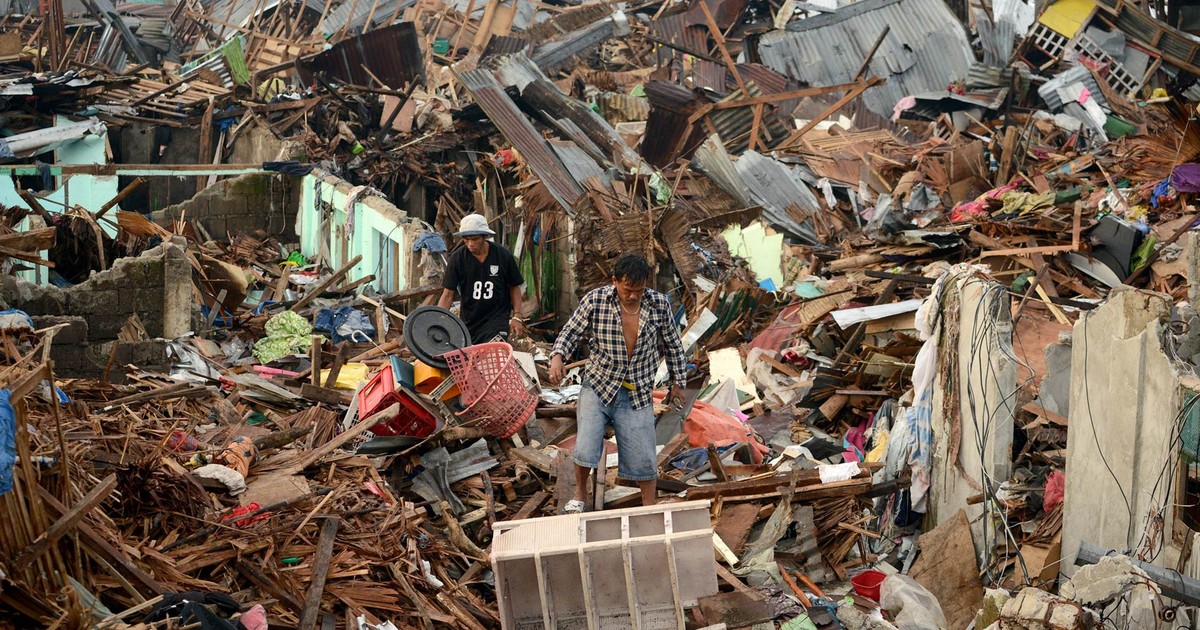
[358,364,439,438]
[358,363,399,418]
[366,387,439,438]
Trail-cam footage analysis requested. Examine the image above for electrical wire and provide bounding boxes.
[959,277,1036,586]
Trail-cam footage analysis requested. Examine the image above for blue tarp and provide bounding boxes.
[0,390,15,496]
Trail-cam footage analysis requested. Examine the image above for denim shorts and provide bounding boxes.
[572,382,657,481]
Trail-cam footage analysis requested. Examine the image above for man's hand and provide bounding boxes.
[667,385,685,409]
[549,354,565,385]
[510,317,528,338]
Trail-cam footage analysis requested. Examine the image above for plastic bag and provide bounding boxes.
[653,391,770,463]
[879,575,947,630]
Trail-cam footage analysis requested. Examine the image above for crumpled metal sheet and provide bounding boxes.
[458,67,584,213]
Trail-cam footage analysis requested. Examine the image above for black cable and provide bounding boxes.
[958,277,1036,585]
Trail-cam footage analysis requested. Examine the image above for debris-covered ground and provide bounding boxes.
[6,0,1200,627]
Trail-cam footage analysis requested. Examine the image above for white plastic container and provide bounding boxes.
[491,500,718,629]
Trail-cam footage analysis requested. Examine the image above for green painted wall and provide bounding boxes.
[297,173,412,294]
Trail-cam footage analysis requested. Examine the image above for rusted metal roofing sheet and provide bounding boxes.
[758,0,972,118]
[651,14,710,57]
[641,80,705,168]
[297,22,424,90]
[482,35,531,58]
[459,67,584,213]
[707,83,793,154]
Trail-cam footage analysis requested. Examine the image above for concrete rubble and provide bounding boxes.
[5,0,1200,627]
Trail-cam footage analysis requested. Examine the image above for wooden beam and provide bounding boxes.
[39,486,162,597]
[197,99,214,192]
[853,25,890,80]
[15,474,117,566]
[780,77,882,147]
[291,254,364,312]
[705,80,867,111]
[698,0,747,95]
[298,517,340,630]
[276,402,396,475]
[979,245,1075,258]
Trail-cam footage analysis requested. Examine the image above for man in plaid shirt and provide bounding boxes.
[549,254,687,512]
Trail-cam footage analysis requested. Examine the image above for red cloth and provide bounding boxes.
[1044,470,1065,512]
[220,503,270,528]
[654,392,770,463]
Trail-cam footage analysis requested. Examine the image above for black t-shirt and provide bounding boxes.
[443,242,524,342]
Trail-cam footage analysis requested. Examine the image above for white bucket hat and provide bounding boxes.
[456,213,496,237]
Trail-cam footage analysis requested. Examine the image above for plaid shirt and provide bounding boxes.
[551,285,687,410]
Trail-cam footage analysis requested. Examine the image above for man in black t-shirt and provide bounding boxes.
[437,214,526,343]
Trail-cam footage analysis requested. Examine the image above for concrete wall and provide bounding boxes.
[115,121,203,213]
[152,173,299,241]
[929,276,1016,544]
[1061,287,1189,576]
[0,118,121,284]
[0,240,193,379]
[297,171,418,294]
[224,124,290,165]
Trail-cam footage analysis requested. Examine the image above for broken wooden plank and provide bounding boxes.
[909,509,983,630]
[15,474,116,566]
[298,516,340,630]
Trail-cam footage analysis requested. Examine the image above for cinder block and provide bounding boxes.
[32,316,88,344]
[491,500,717,629]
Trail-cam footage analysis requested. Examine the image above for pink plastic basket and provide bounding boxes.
[442,342,537,439]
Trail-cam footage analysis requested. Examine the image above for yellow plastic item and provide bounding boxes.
[865,430,890,463]
[319,362,371,391]
[414,360,459,400]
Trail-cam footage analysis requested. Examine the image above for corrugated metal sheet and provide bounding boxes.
[694,135,818,242]
[297,22,423,89]
[205,0,324,38]
[487,52,645,172]
[596,93,650,123]
[525,2,615,41]
[758,0,972,118]
[459,67,584,213]
[0,0,38,13]
[320,0,411,35]
[1038,64,1109,110]
[708,83,792,154]
[641,80,704,167]
[691,59,727,91]
[551,140,610,185]
[733,150,820,243]
[733,63,798,95]
[531,10,627,73]
[482,35,530,58]
[1108,2,1200,74]
[651,14,709,57]
[692,134,753,207]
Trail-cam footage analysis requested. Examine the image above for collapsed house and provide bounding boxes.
[6,0,1200,626]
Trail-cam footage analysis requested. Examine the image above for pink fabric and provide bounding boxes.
[950,184,1020,222]
[238,604,268,630]
[1044,470,1065,512]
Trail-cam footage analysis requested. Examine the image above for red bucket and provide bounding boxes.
[850,570,887,601]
